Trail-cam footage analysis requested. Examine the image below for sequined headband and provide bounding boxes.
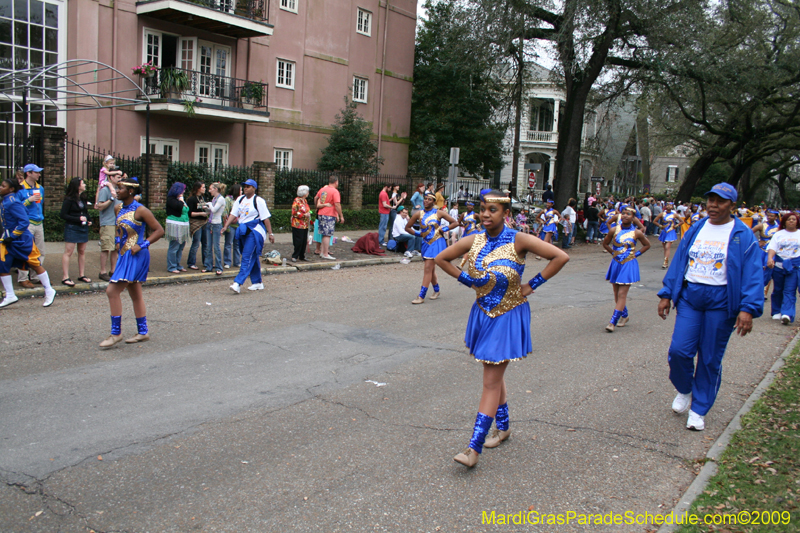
[482,196,511,203]
[120,180,140,188]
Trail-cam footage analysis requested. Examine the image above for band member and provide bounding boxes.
[405,192,457,304]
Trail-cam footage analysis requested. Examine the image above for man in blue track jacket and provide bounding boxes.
[657,183,763,431]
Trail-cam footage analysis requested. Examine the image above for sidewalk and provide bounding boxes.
[9,229,418,297]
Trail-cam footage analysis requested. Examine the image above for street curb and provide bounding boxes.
[657,329,800,533]
[5,255,420,299]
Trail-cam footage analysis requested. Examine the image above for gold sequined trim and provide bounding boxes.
[466,234,527,317]
[117,211,142,255]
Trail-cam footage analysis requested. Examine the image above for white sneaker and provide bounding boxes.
[782,315,791,325]
[247,283,264,291]
[321,254,336,260]
[224,265,231,269]
[671,392,692,414]
[43,288,56,307]
[686,410,705,431]
[404,251,412,258]
[772,313,782,320]
[0,294,19,308]
[229,282,241,294]
[412,251,421,257]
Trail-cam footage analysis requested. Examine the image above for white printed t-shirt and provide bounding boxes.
[231,195,271,239]
[684,220,735,286]
[766,229,800,269]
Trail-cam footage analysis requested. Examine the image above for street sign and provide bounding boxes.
[590,176,605,183]
[528,171,536,189]
[524,163,542,171]
[449,147,460,165]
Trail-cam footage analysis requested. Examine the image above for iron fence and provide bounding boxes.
[167,162,256,198]
[1,127,43,183]
[141,68,268,111]
[65,136,145,201]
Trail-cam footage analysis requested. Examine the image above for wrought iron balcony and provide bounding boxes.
[136,0,273,39]
[136,68,269,123]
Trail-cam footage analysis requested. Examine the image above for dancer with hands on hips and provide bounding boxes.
[435,189,569,467]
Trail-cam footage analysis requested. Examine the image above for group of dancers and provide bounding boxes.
[0,175,786,465]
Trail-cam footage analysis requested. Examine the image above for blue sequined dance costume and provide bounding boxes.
[659,212,678,242]
[463,226,532,364]
[605,224,640,284]
[0,194,41,273]
[462,211,481,237]
[540,208,559,239]
[420,207,447,259]
[111,200,150,283]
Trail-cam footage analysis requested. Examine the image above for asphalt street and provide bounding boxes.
[0,242,795,532]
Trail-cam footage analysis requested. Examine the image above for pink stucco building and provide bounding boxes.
[9,0,415,173]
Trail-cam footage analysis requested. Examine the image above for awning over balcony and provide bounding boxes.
[136,0,274,39]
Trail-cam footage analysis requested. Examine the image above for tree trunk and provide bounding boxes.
[777,174,788,206]
[509,38,524,199]
[636,109,650,191]
[675,136,732,202]
[553,82,591,208]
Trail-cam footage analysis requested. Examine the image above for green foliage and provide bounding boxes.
[318,96,384,175]
[410,1,505,178]
[166,162,253,194]
[159,68,190,97]
[695,163,731,197]
[240,81,265,102]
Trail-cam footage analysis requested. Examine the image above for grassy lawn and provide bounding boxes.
[676,343,800,532]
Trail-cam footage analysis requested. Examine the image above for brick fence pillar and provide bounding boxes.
[347,174,363,210]
[253,161,276,206]
[145,154,169,210]
[33,126,66,212]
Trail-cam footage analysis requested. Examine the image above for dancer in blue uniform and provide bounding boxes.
[766,212,800,324]
[752,209,780,298]
[538,198,561,244]
[100,178,164,348]
[458,202,481,238]
[602,205,650,332]
[221,179,275,293]
[435,189,569,467]
[658,183,762,431]
[0,178,56,308]
[405,192,457,304]
[653,203,684,269]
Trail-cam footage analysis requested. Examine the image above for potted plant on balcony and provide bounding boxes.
[240,80,264,110]
[132,62,159,78]
[159,68,190,100]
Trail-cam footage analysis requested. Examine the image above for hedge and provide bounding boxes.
[41,208,381,241]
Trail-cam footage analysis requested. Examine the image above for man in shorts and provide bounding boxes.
[96,171,123,281]
[314,174,344,260]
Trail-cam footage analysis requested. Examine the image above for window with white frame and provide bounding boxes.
[666,165,678,183]
[353,77,368,103]
[141,137,179,162]
[357,8,372,36]
[276,59,295,89]
[274,149,292,170]
[280,0,298,13]
[195,142,228,166]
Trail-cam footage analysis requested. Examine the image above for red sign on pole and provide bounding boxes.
[528,171,536,189]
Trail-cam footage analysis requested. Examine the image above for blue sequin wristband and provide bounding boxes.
[414,230,421,237]
[528,273,546,290]
[140,240,151,250]
[634,250,642,258]
[458,271,474,288]
[115,237,121,245]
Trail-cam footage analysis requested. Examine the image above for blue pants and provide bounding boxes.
[378,213,389,244]
[771,267,798,321]
[234,231,264,285]
[209,222,223,271]
[188,224,211,270]
[586,221,599,242]
[166,239,186,271]
[668,283,736,416]
[394,233,421,252]
[224,227,241,267]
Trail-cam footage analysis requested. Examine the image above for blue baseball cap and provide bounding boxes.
[23,164,43,173]
[705,182,737,202]
[242,179,258,189]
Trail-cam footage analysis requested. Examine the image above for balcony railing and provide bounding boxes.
[525,130,558,143]
[189,0,268,21]
[141,68,268,112]
[136,0,272,39]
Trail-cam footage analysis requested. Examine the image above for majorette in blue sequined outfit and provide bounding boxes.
[463,226,532,364]
[461,209,482,237]
[605,224,641,285]
[420,206,447,260]
[110,200,150,283]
